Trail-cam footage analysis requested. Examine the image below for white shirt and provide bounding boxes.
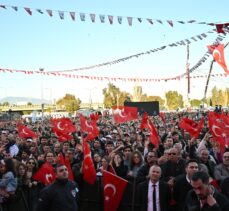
[148,180,160,211]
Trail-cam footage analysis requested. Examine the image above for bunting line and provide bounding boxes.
[0,68,228,83]
[50,30,225,73]
[0,4,224,28]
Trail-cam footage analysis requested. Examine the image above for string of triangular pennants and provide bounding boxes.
[0,67,228,83]
[51,30,226,73]
[0,4,224,28]
[0,33,226,82]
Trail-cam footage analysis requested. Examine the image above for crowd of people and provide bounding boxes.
[0,110,229,211]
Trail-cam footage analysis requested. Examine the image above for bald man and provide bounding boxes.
[137,165,171,211]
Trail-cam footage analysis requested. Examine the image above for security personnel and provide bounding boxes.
[35,164,79,211]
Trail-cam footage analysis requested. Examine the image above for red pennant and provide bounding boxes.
[24,7,32,16]
[103,170,128,211]
[82,140,96,184]
[108,15,113,24]
[47,9,53,17]
[167,20,174,27]
[127,17,133,26]
[17,124,37,139]
[208,44,229,74]
[216,24,225,33]
[112,106,138,123]
[33,162,56,186]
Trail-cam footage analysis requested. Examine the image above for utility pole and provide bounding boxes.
[39,68,44,121]
[186,44,190,108]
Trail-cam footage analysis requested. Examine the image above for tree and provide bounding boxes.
[211,86,225,106]
[27,102,33,106]
[103,83,131,108]
[2,102,10,106]
[190,99,201,107]
[165,91,184,110]
[56,94,81,114]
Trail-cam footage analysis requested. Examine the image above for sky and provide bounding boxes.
[0,0,229,103]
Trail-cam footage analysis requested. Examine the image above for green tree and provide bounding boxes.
[56,94,81,114]
[165,91,184,110]
[2,102,10,106]
[102,83,131,108]
[211,86,225,106]
[27,102,33,106]
[190,99,201,107]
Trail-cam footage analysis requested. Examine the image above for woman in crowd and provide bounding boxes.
[127,151,144,179]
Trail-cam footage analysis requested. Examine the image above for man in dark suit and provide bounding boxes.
[137,165,171,211]
[173,159,199,211]
[184,171,229,211]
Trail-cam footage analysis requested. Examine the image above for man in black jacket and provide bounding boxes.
[35,164,79,211]
[136,151,158,183]
[137,165,171,211]
[173,159,199,211]
[184,171,229,211]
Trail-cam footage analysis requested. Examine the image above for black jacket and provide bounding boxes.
[136,163,151,184]
[161,159,186,181]
[183,188,229,211]
[173,174,193,211]
[136,180,171,211]
[35,179,79,211]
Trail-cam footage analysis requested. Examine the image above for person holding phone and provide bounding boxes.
[184,171,229,211]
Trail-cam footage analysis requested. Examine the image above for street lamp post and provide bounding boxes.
[39,68,44,121]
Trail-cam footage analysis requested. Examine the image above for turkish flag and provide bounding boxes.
[90,112,100,122]
[179,117,204,138]
[17,124,37,139]
[208,44,229,74]
[112,106,138,123]
[103,170,128,211]
[80,114,99,141]
[82,140,96,184]
[140,112,150,130]
[50,118,76,142]
[140,112,160,148]
[58,153,74,181]
[33,162,56,186]
[208,112,229,152]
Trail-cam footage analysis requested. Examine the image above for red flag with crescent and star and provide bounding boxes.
[103,170,128,211]
[112,106,138,123]
[140,112,160,148]
[17,124,37,139]
[179,117,204,138]
[80,114,99,141]
[207,44,229,74]
[50,118,76,142]
[33,162,56,186]
[82,139,96,184]
[208,112,229,152]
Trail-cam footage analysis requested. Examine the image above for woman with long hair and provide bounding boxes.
[111,153,128,179]
[128,151,144,179]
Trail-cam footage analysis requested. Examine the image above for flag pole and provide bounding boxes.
[202,42,229,108]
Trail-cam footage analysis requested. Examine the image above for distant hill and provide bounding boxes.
[0,97,51,105]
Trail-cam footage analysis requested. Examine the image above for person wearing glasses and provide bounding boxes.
[214,151,229,184]
[36,164,79,211]
[136,151,158,183]
[173,159,199,211]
